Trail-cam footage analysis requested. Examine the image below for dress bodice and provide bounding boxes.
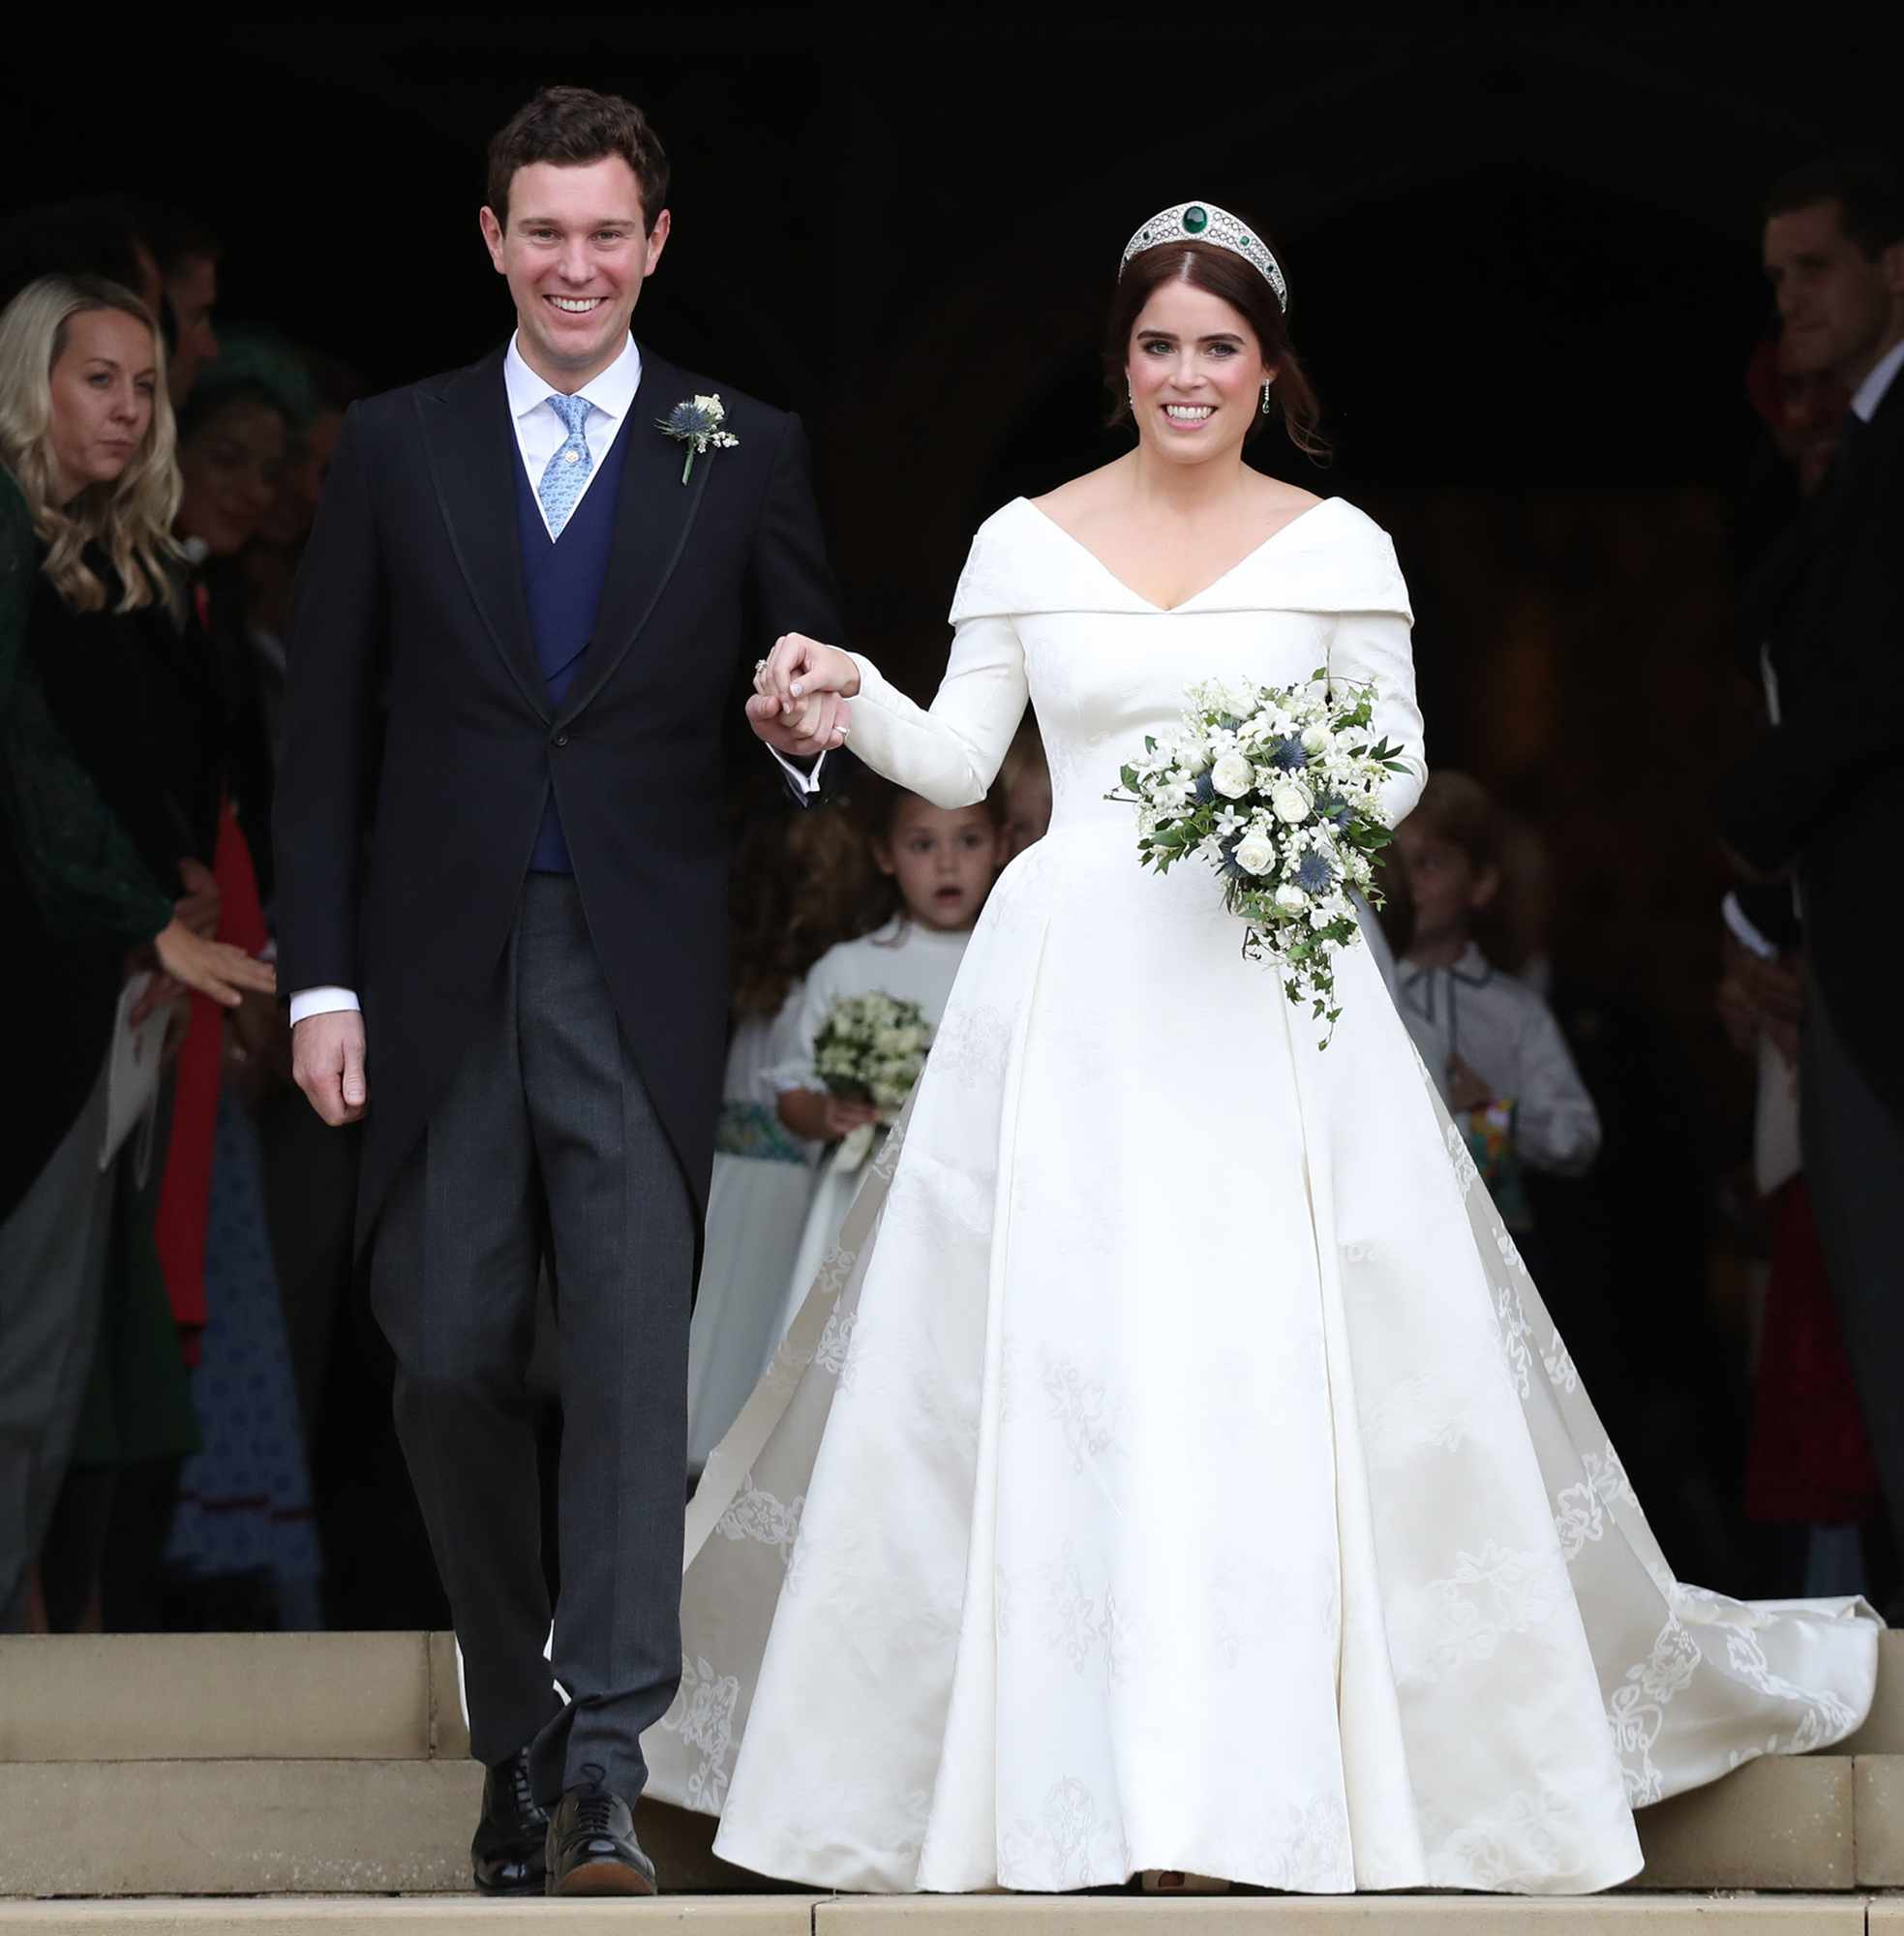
[844,493,1426,843]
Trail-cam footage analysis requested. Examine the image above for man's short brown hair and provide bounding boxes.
[486,86,670,232]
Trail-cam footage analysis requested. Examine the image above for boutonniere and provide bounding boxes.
[657,393,740,484]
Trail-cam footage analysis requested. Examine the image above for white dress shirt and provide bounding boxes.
[290,332,824,1027]
[1851,335,1904,424]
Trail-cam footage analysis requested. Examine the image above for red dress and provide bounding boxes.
[152,802,268,1365]
[1745,1176,1882,1525]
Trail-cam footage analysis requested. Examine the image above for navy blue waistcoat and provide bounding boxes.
[513,417,633,873]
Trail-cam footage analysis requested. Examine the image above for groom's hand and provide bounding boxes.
[749,632,859,760]
[746,689,851,760]
[292,1011,370,1126]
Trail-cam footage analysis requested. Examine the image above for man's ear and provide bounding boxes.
[644,207,673,275]
[1882,236,1904,301]
[1469,863,1501,913]
[478,206,507,274]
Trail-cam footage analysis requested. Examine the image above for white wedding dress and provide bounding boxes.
[642,495,1880,1895]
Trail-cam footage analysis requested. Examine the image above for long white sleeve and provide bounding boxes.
[844,613,1029,810]
[1330,609,1426,827]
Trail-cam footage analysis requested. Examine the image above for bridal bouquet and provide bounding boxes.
[813,991,932,1171]
[1110,672,1412,1044]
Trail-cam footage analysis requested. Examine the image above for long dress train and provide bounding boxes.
[643,496,1879,1894]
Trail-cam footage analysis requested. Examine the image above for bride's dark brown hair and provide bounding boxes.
[1103,233,1327,460]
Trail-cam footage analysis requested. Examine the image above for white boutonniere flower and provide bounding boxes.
[657,393,740,483]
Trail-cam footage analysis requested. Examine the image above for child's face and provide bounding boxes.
[1395,822,1496,949]
[1002,769,1053,863]
[876,799,1000,932]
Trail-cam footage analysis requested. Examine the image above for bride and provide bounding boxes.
[641,200,1880,1895]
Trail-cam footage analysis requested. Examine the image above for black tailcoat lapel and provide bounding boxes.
[557,350,711,727]
[417,350,549,722]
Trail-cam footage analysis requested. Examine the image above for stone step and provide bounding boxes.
[11,1627,1897,1764]
[0,1634,440,1763]
[0,1762,777,1899]
[0,1896,1881,1932]
[0,1755,1889,1898]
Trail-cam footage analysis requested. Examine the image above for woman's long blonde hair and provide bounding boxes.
[0,273,182,615]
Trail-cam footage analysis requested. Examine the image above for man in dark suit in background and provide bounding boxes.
[1721,151,1904,1602]
[275,86,846,1895]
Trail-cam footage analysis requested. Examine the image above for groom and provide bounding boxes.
[275,86,847,1894]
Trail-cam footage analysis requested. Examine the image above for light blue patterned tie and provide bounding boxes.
[537,393,595,538]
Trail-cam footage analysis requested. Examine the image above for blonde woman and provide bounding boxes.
[0,273,273,1631]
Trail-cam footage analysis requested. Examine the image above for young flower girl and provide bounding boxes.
[764,781,1004,1360]
[683,802,876,1470]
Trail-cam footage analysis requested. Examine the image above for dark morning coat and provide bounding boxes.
[273,346,842,1253]
[1718,367,1903,1125]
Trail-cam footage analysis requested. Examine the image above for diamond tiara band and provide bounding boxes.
[1118,201,1288,314]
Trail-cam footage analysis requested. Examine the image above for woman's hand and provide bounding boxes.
[746,633,858,760]
[777,1086,882,1144]
[150,917,277,1009]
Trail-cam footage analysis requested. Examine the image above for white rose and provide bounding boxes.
[1270,781,1313,824]
[1301,724,1330,754]
[1274,883,1309,913]
[1211,751,1255,799]
[1234,828,1276,874]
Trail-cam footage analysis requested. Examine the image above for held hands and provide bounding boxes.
[746,632,859,761]
[293,1010,369,1126]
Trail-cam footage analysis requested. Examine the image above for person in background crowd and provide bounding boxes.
[0,274,274,1632]
[684,793,878,1471]
[133,203,221,408]
[241,345,361,771]
[1722,232,1886,1606]
[1719,150,1904,1613]
[155,339,323,1626]
[1393,771,1601,1236]
[994,714,1051,864]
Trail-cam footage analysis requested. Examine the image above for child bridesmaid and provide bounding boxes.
[764,781,1005,1361]
[684,802,877,1472]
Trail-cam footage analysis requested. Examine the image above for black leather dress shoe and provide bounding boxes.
[471,1747,548,1894]
[545,1781,658,1896]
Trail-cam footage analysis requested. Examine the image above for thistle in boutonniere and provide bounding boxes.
[657,393,739,483]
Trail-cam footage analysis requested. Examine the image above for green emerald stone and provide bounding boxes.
[1182,205,1209,235]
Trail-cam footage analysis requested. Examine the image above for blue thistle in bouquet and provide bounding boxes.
[1108,670,1414,1044]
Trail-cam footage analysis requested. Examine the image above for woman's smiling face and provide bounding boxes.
[1127,277,1271,465]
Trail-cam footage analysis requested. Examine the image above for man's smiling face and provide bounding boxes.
[480,154,669,389]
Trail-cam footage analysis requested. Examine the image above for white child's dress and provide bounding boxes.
[684,1003,822,1469]
[764,918,974,1365]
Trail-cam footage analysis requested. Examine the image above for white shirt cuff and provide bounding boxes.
[289,985,362,1026]
[768,744,828,795]
[1721,892,1778,962]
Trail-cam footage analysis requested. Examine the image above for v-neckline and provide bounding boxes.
[1016,495,1334,613]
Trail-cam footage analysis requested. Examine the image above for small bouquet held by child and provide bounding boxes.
[813,991,933,1171]
[1111,671,1413,1044]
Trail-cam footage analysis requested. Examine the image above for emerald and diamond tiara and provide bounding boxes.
[1118,201,1288,313]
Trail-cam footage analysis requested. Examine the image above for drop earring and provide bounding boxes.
[1260,381,1274,415]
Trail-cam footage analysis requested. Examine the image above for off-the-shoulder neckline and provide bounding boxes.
[1012,494,1341,614]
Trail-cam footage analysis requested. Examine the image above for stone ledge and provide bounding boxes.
[1630,1756,1854,1891]
[0,1763,784,1900]
[0,1636,432,1765]
[1845,1629,1904,1754]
